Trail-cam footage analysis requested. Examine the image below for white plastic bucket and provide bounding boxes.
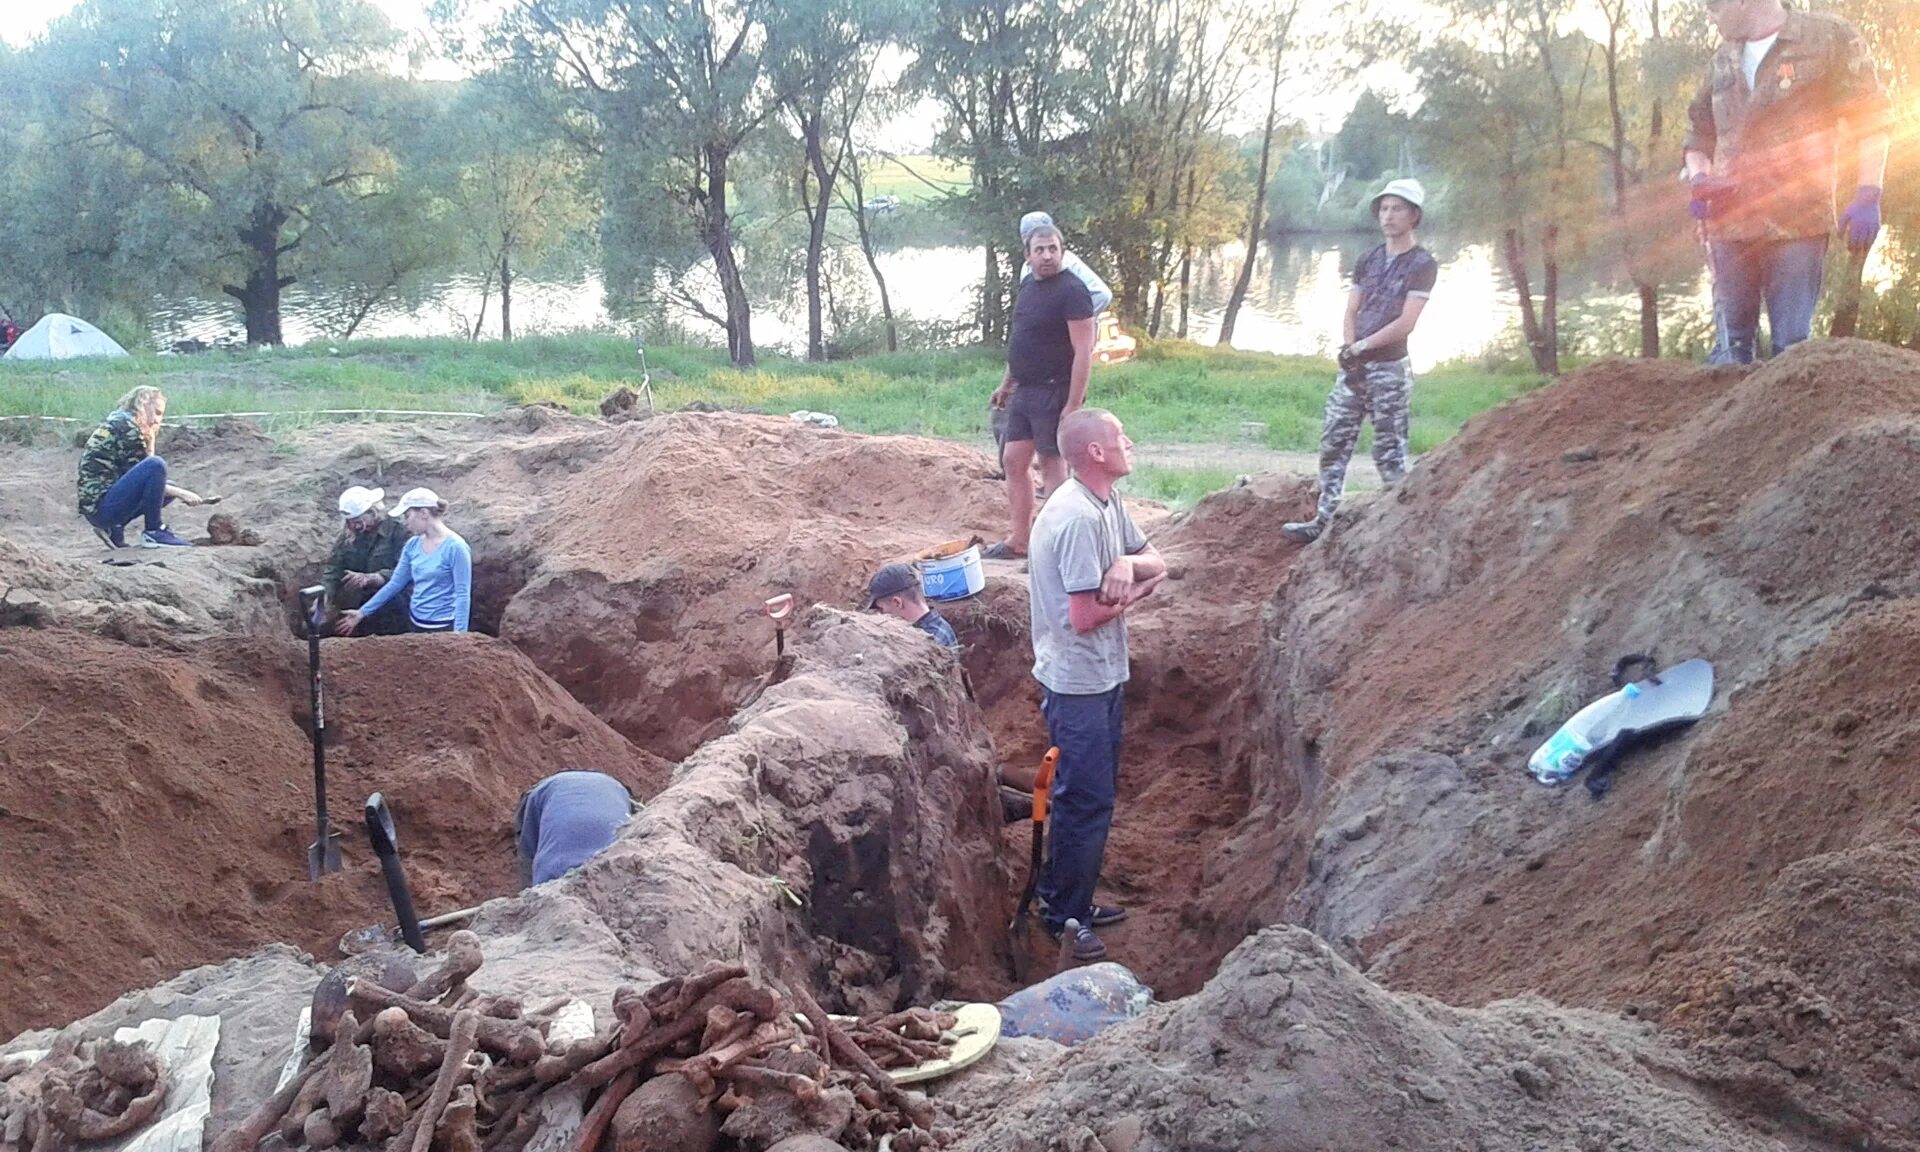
[918,542,985,601]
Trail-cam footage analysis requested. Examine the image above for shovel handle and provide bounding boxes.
[1032,747,1059,824]
[765,593,795,623]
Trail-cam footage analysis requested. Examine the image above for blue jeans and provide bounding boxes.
[90,455,169,533]
[1708,236,1827,365]
[1036,685,1124,932]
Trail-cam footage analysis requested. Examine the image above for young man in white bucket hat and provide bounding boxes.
[323,485,410,635]
[1283,178,1438,544]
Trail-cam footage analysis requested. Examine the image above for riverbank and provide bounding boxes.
[0,335,1539,503]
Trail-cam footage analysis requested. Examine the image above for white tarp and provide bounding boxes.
[11,1015,221,1152]
[2,313,130,360]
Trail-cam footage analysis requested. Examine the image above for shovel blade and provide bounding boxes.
[308,830,344,880]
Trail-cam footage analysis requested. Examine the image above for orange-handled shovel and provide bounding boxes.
[1008,746,1060,982]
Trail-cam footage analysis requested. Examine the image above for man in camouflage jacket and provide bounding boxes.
[1685,0,1891,364]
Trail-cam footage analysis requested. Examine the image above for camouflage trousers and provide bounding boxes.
[1312,358,1413,522]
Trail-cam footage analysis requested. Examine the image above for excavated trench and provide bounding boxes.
[12,345,1920,1148]
[0,409,1267,1043]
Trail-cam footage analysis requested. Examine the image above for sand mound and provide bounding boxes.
[1183,340,1920,1145]
[943,926,1802,1152]
[0,630,667,1036]
[499,414,1007,758]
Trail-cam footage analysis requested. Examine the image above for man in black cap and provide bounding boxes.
[866,562,960,649]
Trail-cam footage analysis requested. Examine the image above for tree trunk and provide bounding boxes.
[1830,249,1867,338]
[842,135,896,353]
[1638,282,1660,357]
[500,247,514,343]
[1219,32,1282,347]
[1502,227,1552,375]
[982,244,1005,346]
[1176,248,1192,339]
[798,116,835,361]
[703,143,755,367]
[469,266,493,342]
[1541,223,1562,376]
[224,201,291,346]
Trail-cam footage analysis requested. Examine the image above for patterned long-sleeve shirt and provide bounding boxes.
[76,410,150,517]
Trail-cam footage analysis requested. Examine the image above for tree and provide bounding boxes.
[905,0,1089,344]
[1590,0,1708,358]
[40,0,415,345]
[1333,89,1414,182]
[764,0,900,361]
[1416,1,1608,375]
[1219,1,1300,346]
[435,78,594,342]
[0,51,160,340]
[837,129,899,352]
[501,0,777,366]
[1077,0,1258,335]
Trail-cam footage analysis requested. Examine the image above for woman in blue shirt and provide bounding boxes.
[340,487,472,633]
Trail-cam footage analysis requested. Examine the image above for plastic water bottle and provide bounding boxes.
[1529,681,1641,784]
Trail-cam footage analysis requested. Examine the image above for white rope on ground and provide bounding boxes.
[0,408,491,424]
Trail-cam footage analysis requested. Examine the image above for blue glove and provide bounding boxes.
[1841,186,1882,251]
[1689,174,1737,221]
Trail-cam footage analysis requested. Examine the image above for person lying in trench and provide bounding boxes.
[324,486,410,636]
[337,487,472,633]
[515,770,638,887]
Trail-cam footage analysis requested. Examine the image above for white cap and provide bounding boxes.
[389,487,445,517]
[338,486,384,518]
[1019,210,1054,239]
[1371,178,1427,212]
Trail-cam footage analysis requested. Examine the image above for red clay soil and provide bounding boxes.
[1206,341,1920,1146]
[1397,601,1920,1145]
[946,475,1309,999]
[500,415,1008,761]
[0,630,668,1037]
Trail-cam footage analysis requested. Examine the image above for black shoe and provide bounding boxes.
[999,786,1033,824]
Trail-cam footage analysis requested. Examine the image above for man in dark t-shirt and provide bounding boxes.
[1283,179,1439,544]
[986,223,1096,559]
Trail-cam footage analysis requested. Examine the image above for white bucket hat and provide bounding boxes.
[389,487,446,517]
[338,486,384,518]
[1371,178,1427,213]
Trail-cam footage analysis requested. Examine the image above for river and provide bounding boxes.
[150,235,1718,370]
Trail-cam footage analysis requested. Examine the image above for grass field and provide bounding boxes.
[859,154,970,204]
[0,335,1540,505]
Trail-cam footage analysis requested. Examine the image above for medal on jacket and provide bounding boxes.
[1777,62,1795,91]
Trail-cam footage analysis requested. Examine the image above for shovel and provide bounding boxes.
[765,593,795,661]
[301,586,344,879]
[338,905,480,956]
[1007,746,1060,983]
[364,792,427,953]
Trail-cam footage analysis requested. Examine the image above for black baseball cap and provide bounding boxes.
[864,562,921,609]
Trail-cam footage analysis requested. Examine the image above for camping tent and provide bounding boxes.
[2,313,130,360]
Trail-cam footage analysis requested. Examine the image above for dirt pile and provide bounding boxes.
[4,609,1010,1145]
[498,415,1007,759]
[943,926,1804,1152]
[0,631,668,1037]
[1189,340,1920,1145]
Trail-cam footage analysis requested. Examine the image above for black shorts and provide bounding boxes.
[1005,382,1068,457]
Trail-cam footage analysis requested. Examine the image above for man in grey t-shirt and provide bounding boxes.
[1027,408,1168,962]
